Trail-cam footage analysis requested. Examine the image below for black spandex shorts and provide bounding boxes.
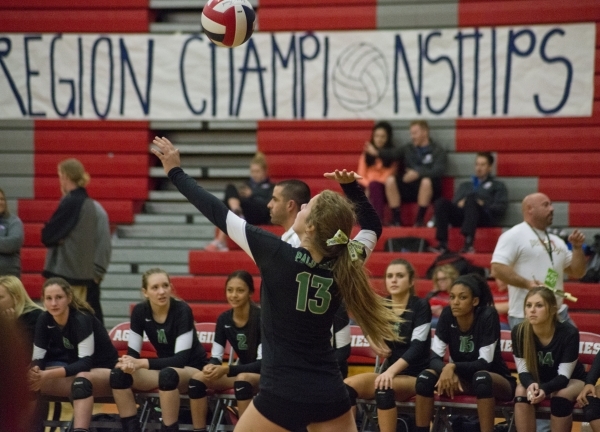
[253,390,351,430]
[396,176,442,203]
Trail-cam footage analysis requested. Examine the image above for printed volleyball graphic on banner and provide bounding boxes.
[201,0,255,48]
[332,42,389,112]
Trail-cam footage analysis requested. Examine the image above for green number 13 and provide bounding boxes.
[295,272,333,315]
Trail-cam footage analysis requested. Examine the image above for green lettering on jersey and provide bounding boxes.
[157,328,168,344]
[459,335,475,353]
[538,351,554,367]
[63,337,74,349]
[294,251,316,268]
[237,334,248,350]
[295,272,333,314]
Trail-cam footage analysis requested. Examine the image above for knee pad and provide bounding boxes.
[514,396,530,404]
[188,379,207,399]
[110,368,133,390]
[472,371,493,399]
[158,368,180,391]
[234,380,253,401]
[584,397,600,423]
[551,396,573,418]
[375,388,396,410]
[345,384,358,406]
[71,377,93,400]
[415,370,437,398]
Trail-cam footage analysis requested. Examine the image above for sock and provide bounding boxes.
[391,207,401,225]
[416,206,427,224]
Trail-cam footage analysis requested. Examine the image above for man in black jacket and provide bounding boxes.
[434,152,508,253]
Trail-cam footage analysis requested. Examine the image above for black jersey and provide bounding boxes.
[32,308,117,376]
[209,303,262,376]
[431,306,514,383]
[169,168,381,403]
[129,297,207,370]
[512,320,586,394]
[586,350,600,386]
[384,296,432,377]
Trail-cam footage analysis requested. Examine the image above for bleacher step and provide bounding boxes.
[116,224,214,239]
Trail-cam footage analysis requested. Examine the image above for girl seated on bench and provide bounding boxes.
[29,277,117,432]
[110,268,208,432]
[513,287,585,432]
[189,270,261,432]
[414,274,516,432]
[344,258,431,432]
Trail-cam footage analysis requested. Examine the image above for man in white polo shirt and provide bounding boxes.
[491,193,586,329]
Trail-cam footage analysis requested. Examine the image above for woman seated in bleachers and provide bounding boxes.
[189,270,261,432]
[414,274,516,432]
[426,264,459,328]
[344,259,431,432]
[110,268,208,432]
[356,121,397,223]
[29,277,117,432]
[512,287,585,432]
[205,152,274,252]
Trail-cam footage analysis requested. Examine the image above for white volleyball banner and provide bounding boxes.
[0,23,595,120]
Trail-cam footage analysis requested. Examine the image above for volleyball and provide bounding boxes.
[201,0,256,48]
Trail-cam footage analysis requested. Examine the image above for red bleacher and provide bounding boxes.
[257,5,376,31]
[34,177,150,200]
[18,199,137,224]
[35,155,149,177]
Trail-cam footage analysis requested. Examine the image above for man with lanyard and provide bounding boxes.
[491,193,586,330]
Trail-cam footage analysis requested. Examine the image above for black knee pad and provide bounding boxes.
[584,397,600,423]
[514,396,529,404]
[415,370,437,398]
[110,368,133,390]
[188,378,207,399]
[345,384,358,406]
[71,377,93,400]
[234,380,253,401]
[375,388,396,410]
[472,371,493,399]
[551,396,573,418]
[158,368,180,391]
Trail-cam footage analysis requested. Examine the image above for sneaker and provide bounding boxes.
[430,243,449,254]
[460,245,475,254]
[204,240,229,252]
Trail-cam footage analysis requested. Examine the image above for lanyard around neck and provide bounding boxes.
[528,223,554,266]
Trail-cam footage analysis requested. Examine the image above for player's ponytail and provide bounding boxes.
[307,191,402,348]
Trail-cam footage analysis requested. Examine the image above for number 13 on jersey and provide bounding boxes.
[295,272,333,314]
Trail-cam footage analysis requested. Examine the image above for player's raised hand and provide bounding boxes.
[323,169,362,184]
[151,136,181,174]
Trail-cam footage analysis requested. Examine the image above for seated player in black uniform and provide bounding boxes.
[189,270,261,432]
[512,287,585,432]
[110,268,208,432]
[344,259,431,432]
[578,342,600,431]
[152,136,401,432]
[414,274,516,432]
[0,275,43,346]
[29,277,118,432]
